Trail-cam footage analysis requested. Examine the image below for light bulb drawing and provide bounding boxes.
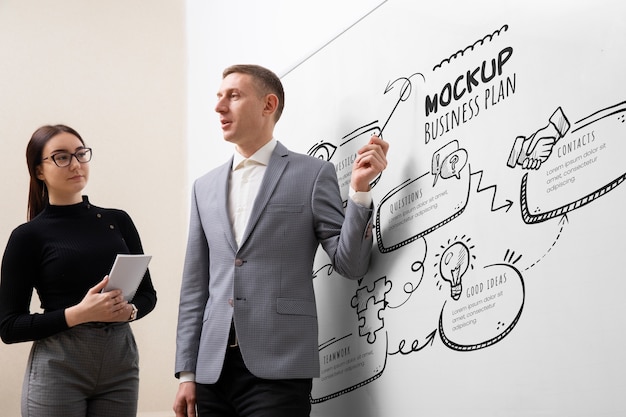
[439,242,470,300]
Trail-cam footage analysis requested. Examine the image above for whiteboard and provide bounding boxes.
[274,0,626,415]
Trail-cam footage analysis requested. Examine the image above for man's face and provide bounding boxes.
[215,72,268,148]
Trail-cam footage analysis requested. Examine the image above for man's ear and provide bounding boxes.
[264,94,279,116]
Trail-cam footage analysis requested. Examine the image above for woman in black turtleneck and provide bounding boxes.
[0,124,157,417]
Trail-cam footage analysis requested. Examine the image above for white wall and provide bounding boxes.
[2,1,622,416]
[0,1,186,416]
[186,0,387,182]
[190,1,626,416]
[0,1,377,415]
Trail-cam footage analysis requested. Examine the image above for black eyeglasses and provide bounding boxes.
[42,148,93,168]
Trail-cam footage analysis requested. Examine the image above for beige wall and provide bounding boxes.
[0,1,187,415]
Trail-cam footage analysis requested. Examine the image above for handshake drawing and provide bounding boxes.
[507,107,570,170]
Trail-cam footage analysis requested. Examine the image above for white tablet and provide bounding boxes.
[103,254,152,301]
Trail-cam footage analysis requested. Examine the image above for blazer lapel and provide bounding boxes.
[238,142,289,248]
[215,157,238,252]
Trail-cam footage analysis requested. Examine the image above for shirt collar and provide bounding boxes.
[232,138,277,171]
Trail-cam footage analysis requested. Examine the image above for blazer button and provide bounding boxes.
[235,258,244,266]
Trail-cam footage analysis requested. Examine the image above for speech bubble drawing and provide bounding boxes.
[440,149,468,180]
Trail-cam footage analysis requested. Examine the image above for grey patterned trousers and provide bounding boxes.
[21,322,139,417]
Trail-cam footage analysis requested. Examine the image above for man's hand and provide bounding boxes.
[173,381,197,417]
[350,135,389,192]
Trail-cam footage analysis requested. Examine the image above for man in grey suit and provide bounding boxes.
[173,64,389,417]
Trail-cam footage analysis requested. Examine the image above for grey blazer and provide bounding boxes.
[175,141,373,383]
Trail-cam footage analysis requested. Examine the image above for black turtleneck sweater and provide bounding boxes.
[0,196,157,343]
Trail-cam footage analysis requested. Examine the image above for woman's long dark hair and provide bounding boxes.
[26,124,85,220]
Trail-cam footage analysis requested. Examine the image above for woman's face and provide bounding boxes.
[37,132,90,205]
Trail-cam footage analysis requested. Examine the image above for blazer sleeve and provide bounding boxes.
[175,181,210,377]
[313,161,374,279]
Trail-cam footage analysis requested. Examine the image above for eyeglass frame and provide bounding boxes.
[41,148,93,168]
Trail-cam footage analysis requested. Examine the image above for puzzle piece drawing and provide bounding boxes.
[351,277,392,343]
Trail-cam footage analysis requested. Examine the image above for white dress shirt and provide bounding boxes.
[229,139,276,246]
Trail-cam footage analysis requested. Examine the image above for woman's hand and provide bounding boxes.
[64,276,134,327]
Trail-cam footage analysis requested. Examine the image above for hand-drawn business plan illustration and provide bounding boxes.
[276,1,625,412]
